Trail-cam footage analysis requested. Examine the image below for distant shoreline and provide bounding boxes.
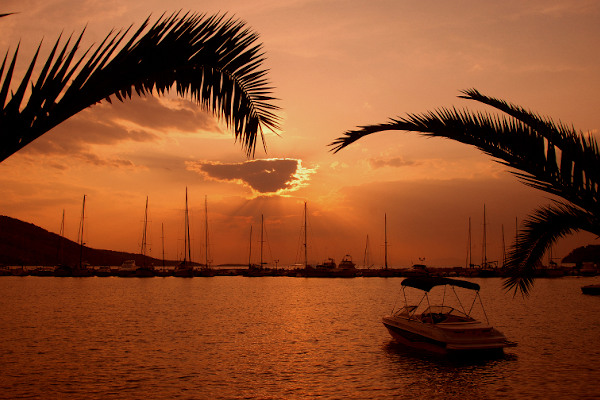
[1,264,595,279]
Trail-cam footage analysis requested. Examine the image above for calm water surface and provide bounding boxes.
[1,276,599,399]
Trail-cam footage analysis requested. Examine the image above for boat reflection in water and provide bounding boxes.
[382,277,517,355]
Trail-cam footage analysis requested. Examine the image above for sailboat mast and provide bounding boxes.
[260,214,264,269]
[58,209,65,264]
[141,196,149,266]
[205,195,209,268]
[78,195,86,269]
[502,224,506,267]
[184,187,191,264]
[161,223,165,268]
[482,205,487,268]
[304,201,308,268]
[248,224,253,268]
[363,234,371,268]
[384,213,388,269]
[466,216,472,268]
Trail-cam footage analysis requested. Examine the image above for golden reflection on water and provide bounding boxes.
[0,276,599,399]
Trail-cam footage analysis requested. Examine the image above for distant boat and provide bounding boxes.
[339,254,356,269]
[55,195,93,277]
[174,187,194,278]
[305,256,357,278]
[95,265,112,277]
[194,195,214,277]
[247,214,274,277]
[362,235,373,269]
[382,277,517,355]
[134,196,155,277]
[477,205,499,277]
[581,284,600,295]
[316,258,336,269]
[297,202,357,278]
[118,259,137,277]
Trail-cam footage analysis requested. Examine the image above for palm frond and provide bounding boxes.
[330,91,600,216]
[503,202,600,296]
[331,89,600,296]
[0,11,280,161]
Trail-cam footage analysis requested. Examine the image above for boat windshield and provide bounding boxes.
[420,305,475,324]
[394,305,418,317]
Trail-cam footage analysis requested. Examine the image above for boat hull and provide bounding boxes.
[382,316,515,354]
[581,284,600,295]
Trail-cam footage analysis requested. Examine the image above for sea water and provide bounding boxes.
[1,276,599,399]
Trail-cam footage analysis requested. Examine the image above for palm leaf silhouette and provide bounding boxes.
[331,89,600,295]
[0,11,280,162]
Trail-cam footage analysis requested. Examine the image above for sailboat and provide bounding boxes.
[53,208,71,277]
[300,202,357,278]
[135,196,155,277]
[363,213,395,277]
[54,196,92,276]
[194,195,214,277]
[477,205,499,277]
[73,195,93,277]
[247,214,271,277]
[51,210,69,276]
[174,187,194,277]
[296,202,315,276]
[461,216,479,277]
[35,211,66,276]
[118,197,154,277]
[154,222,170,277]
[363,235,373,269]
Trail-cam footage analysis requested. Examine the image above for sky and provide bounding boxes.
[1,0,599,267]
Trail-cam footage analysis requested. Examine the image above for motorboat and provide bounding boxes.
[382,277,516,354]
[338,254,356,270]
[118,260,137,277]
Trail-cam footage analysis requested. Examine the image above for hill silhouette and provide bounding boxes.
[562,244,600,265]
[1,214,597,268]
[0,215,181,266]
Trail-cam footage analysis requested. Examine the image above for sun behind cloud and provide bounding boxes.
[186,158,316,196]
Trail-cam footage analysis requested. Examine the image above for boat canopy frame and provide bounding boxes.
[396,277,489,324]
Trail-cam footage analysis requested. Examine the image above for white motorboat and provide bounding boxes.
[382,277,516,354]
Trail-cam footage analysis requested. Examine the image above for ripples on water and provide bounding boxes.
[1,276,599,399]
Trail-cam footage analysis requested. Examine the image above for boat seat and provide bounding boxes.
[421,313,447,324]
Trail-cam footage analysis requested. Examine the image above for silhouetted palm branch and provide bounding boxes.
[331,89,600,295]
[0,11,280,162]
[504,202,599,295]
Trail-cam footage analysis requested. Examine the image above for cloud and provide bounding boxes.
[369,156,419,169]
[187,158,316,195]
[21,95,222,167]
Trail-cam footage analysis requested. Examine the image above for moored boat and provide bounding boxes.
[581,284,600,295]
[174,187,194,278]
[95,265,113,277]
[338,254,356,269]
[382,277,516,355]
[118,260,137,277]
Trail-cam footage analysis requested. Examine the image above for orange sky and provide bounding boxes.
[1,0,599,267]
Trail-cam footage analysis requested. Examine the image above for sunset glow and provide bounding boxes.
[1,0,598,267]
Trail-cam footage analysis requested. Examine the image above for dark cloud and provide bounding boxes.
[369,156,419,169]
[95,95,221,133]
[188,159,315,194]
[22,95,221,161]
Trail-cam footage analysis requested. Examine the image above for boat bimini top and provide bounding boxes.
[401,277,480,292]
[396,277,488,324]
